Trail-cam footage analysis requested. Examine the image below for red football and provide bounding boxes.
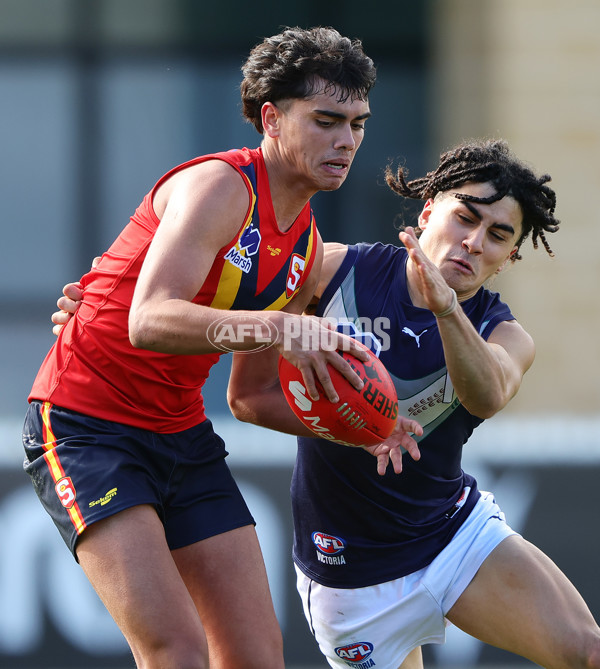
[278,342,398,447]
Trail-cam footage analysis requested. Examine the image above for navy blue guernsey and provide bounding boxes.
[292,242,514,588]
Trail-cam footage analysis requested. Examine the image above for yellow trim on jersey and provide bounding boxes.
[209,173,257,310]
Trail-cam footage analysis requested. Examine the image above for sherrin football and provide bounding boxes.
[278,341,398,447]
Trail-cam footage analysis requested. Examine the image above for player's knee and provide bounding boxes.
[221,644,284,669]
[225,655,284,669]
[213,632,284,669]
[137,650,209,669]
[584,633,600,669]
[563,627,600,669]
[133,634,209,669]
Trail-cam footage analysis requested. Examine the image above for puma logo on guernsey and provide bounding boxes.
[402,326,428,348]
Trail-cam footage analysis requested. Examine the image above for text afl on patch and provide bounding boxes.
[312,531,345,555]
[335,641,374,665]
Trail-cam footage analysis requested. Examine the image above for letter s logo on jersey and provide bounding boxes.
[335,642,374,663]
[312,531,345,555]
[286,253,306,298]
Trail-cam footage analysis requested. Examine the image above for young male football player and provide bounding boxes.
[229,139,600,669]
[24,26,420,669]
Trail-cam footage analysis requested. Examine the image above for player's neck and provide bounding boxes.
[262,148,316,232]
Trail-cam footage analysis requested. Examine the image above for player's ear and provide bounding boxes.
[261,102,281,138]
[417,198,434,231]
[495,247,518,274]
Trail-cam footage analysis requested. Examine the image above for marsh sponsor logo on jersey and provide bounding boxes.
[224,224,261,273]
[286,253,306,297]
[335,642,375,667]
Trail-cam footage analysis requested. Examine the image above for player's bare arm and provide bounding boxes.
[437,312,534,419]
[229,240,422,453]
[400,226,535,419]
[228,344,315,438]
[318,242,350,294]
[131,165,377,398]
[228,331,422,474]
[50,214,368,402]
[228,239,364,427]
[129,159,271,354]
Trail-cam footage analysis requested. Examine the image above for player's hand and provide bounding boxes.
[51,256,101,335]
[51,282,84,335]
[275,314,369,403]
[399,227,456,316]
[364,416,423,476]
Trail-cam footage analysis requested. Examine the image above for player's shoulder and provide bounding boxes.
[179,156,247,187]
[319,241,405,296]
[154,157,249,220]
[318,243,350,296]
[323,242,349,264]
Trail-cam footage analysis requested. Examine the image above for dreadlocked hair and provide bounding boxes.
[384,139,560,260]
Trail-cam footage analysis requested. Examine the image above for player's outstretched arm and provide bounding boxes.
[400,227,534,418]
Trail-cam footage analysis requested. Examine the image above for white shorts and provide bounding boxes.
[295,491,517,669]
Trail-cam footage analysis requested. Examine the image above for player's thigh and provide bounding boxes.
[173,524,284,669]
[76,504,207,661]
[447,534,599,667]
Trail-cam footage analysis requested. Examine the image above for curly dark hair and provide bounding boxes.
[385,139,560,260]
[240,26,376,133]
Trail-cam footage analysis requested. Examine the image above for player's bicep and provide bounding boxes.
[133,162,249,308]
[488,319,535,395]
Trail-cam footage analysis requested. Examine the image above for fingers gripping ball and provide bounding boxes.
[278,343,398,447]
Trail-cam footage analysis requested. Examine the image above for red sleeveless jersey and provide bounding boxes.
[30,147,317,432]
